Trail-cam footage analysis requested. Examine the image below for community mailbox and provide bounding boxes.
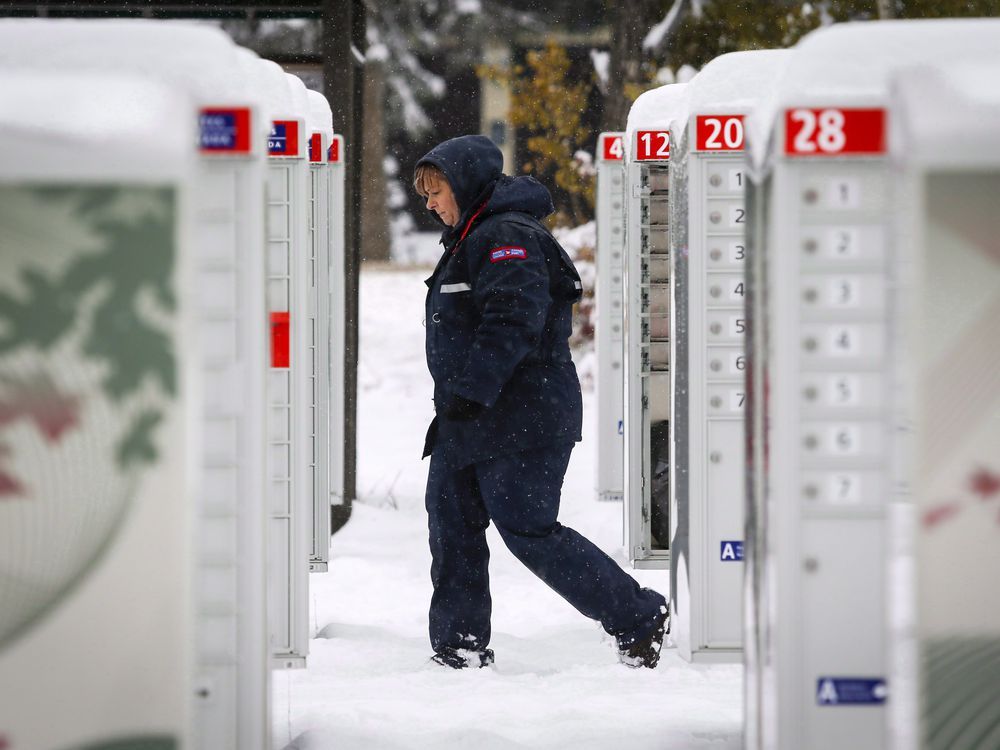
[887,62,1000,750]
[595,131,626,503]
[306,88,333,573]
[669,50,789,663]
[0,69,196,750]
[622,83,688,568]
[327,133,348,522]
[0,20,275,750]
[743,20,1000,750]
[257,58,312,669]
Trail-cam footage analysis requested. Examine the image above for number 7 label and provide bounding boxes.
[784,108,886,156]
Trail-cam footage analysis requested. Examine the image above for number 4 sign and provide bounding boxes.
[635,130,670,161]
[784,108,886,156]
[601,133,624,161]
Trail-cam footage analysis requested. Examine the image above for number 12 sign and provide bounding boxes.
[635,130,670,161]
[784,108,886,156]
[696,115,745,151]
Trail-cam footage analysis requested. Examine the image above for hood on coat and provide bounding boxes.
[416,135,554,236]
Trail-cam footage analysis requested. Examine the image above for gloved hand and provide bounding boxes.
[440,392,485,421]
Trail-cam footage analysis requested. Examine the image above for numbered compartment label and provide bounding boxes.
[706,347,746,379]
[706,241,746,269]
[800,421,884,461]
[707,384,747,415]
[799,274,886,314]
[801,471,883,506]
[707,199,746,230]
[706,312,746,342]
[800,225,887,266]
[704,163,745,194]
[800,323,885,363]
[826,177,861,209]
[706,274,746,306]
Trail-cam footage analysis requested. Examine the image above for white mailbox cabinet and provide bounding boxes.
[743,20,1000,750]
[307,90,334,573]
[258,59,313,670]
[595,131,626,504]
[669,50,788,663]
[0,70,196,750]
[0,21,275,750]
[887,63,1000,750]
[327,134,348,521]
[622,84,688,568]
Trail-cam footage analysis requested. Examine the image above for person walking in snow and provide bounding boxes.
[414,135,668,670]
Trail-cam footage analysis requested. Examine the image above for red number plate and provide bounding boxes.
[601,133,624,161]
[784,108,886,156]
[635,130,670,161]
[695,115,745,151]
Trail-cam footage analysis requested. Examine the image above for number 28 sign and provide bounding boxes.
[784,108,886,156]
[635,130,670,161]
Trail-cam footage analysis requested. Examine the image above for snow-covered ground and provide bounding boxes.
[272,266,742,750]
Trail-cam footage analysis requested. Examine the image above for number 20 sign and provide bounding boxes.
[695,115,745,151]
[635,130,670,161]
[784,108,886,156]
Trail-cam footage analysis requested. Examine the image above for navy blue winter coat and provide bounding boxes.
[418,135,583,468]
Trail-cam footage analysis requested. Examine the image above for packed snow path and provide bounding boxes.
[272,266,742,750]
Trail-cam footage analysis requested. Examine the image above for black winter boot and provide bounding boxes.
[618,606,669,669]
[430,646,495,669]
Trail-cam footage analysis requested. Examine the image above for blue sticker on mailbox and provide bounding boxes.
[816,678,887,705]
[720,541,743,561]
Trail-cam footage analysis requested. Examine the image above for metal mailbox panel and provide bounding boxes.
[596,132,626,503]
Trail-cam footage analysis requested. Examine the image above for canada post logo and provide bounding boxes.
[489,246,527,263]
[199,107,251,154]
[269,120,300,157]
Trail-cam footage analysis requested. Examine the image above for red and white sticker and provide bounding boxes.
[600,133,624,161]
[489,246,527,263]
[784,108,886,156]
[696,115,745,152]
[635,130,670,161]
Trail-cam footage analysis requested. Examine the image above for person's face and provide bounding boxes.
[423,176,460,227]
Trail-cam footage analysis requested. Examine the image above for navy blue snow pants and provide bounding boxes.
[425,442,667,654]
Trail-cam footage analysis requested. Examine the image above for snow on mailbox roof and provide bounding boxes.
[892,61,1000,166]
[0,70,192,171]
[624,82,689,161]
[0,19,255,105]
[285,72,311,120]
[686,50,790,115]
[255,58,295,118]
[234,47,276,138]
[307,90,334,140]
[747,19,1000,169]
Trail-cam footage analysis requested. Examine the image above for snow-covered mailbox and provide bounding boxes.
[668,50,789,663]
[622,83,688,568]
[255,58,312,669]
[306,89,334,573]
[595,131,626,503]
[887,62,1000,750]
[0,19,275,750]
[742,20,1000,750]
[0,70,196,750]
[327,133,348,522]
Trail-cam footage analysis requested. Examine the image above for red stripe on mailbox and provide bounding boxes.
[328,137,341,163]
[309,132,323,163]
[270,312,290,368]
